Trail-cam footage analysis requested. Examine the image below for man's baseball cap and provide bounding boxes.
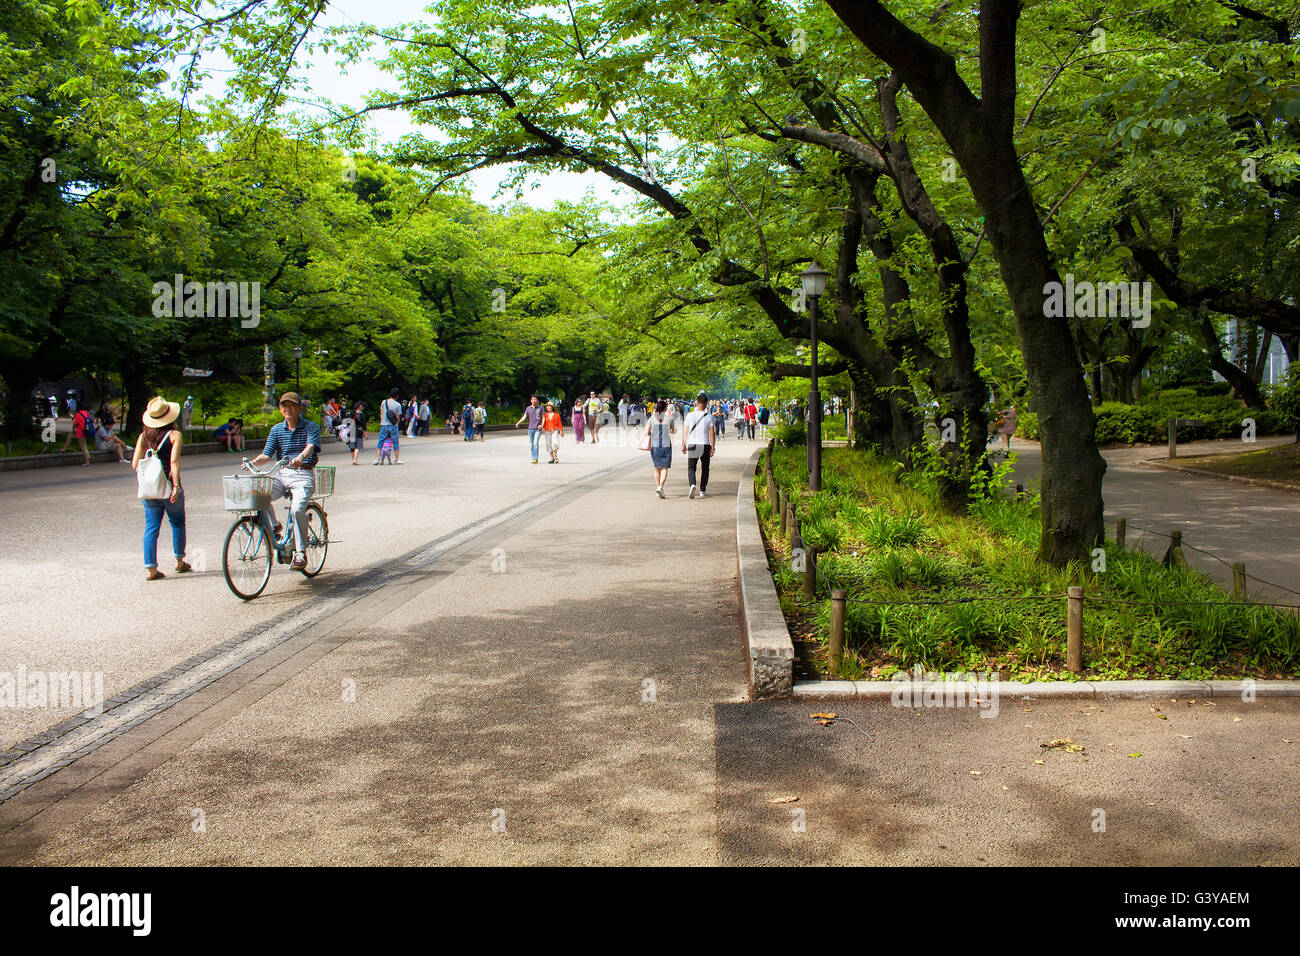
[278,391,303,406]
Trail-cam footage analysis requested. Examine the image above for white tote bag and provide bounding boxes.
[136,448,171,499]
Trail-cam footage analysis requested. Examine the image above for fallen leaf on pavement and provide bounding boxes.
[768,796,799,804]
[1042,737,1085,753]
[969,770,983,776]
[1234,717,1243,722]
[817,719,834,726]
[810,713,837,720]
[1157,714,1168,720]
[1128,752,1143,758]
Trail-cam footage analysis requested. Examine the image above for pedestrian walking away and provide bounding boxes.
[132,396,192,581]
[515,395,544,463]
[375,388,403,464]
[644,399,675,498]
[461,400,476,442]
[474,401,488,440]
[249,391,321,572]
[542,402,564,462]
[684,392,716,499]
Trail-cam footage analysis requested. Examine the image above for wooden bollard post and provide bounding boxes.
[767,472,778,506]
[778,490,788,538]
[830,589,846,678]
[1162,530,1188,570]
[1067,586,1084,674]
[803,545,818,601]
[1168,417,1178,459]
[1233,562,1247,599]
[1115,517,1126,550]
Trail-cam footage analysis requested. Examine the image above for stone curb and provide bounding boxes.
[736,446,793,699]
[1140,457,1300,495]
[794,679,1300,700]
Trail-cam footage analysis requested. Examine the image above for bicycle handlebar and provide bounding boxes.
[239,456,291,477]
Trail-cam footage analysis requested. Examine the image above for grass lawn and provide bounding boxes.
[1169,441,1300,487]
[757,445,1300,682]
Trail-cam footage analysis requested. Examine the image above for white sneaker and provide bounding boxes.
[656,485,665,499]
[689,484,697,498]
[697,490,707,498]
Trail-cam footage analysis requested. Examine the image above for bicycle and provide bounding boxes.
[220,457,335,600]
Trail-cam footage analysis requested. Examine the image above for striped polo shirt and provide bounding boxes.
[263,418,322,467]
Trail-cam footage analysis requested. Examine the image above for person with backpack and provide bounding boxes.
[684,392,716,499]
[473,401,488,440]
[60,406,97,466]
[374,387,403,465]
[132,396,191,581]
[461,400,476,441]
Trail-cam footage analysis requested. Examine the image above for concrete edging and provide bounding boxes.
[1141,457,1300,495]
[736,446,794,699]
[794,679,1300,700]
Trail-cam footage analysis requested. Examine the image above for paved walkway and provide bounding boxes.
[0,431,1296,864]
[1009,437,1300,603]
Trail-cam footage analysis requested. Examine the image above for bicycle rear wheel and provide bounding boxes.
[223,515,272,599]
[299,502,328,577]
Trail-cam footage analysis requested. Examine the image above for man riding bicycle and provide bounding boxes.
[248,391,321,571]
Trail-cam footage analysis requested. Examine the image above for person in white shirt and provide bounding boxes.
[683,392,716,498]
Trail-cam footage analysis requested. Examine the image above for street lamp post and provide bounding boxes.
[292,346,302,393]
[800,261,829,492]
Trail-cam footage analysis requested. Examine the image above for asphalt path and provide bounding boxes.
[1009,436,1300,603]
[1,429,1295,864]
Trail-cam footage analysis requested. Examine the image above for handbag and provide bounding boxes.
[136,448,171,499]
[638,431,652,451]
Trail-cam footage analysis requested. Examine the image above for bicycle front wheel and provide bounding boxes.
[223,515,272,600]
[299,502,328,577]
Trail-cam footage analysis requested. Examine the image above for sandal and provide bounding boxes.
[145,568,165,581]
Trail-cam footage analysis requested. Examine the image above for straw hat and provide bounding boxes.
[141,396,180,428]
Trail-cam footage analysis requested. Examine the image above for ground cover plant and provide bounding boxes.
[757,445,1300,681]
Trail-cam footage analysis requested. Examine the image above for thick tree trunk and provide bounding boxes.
[825,0,1106,564]
[0,364,40,442]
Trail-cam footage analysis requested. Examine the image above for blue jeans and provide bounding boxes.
[376,423,399,452]
[464,420,475,440]
[528,428,540,459]
[142,491,186,568]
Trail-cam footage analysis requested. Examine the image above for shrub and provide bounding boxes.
[770,420,807,448]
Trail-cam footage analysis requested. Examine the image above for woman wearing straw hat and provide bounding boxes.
[131,396,192,581]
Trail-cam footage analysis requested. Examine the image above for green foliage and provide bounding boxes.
[1092,391,1284,445]
[763,445,1298,680]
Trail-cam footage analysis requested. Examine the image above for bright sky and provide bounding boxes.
[201,0,638,213]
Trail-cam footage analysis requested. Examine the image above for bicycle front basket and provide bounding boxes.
[222,474,274,512]
[312,465,335,498]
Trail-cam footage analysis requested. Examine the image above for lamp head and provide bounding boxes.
[799,260,829,299]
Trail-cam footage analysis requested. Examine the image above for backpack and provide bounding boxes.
[75,409,95,439]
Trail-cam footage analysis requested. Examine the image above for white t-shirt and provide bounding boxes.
[685,409,713,455]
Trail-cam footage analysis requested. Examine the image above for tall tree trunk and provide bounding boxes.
[826,0,1106,564]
